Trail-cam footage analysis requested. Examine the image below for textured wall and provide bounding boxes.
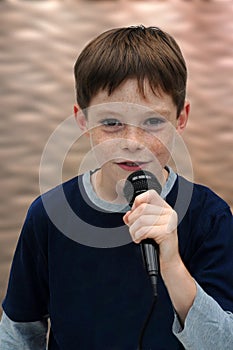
[0,0,232,312]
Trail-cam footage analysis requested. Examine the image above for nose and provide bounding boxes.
[120,126,144,152]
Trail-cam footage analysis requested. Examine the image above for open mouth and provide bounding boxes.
[121,162,144,166]
[116,161,150,171]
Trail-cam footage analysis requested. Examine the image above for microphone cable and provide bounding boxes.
[138,295,157,350]
[123,170,162,350]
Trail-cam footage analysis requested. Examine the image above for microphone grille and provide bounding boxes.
[123,170,162,207]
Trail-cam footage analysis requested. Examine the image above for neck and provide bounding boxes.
[91,169,127,204]
[90,167,169,204]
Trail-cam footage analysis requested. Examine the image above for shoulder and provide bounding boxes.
[17,175,85,252]
[193,182,229,213]
[169,175,232,245]
[20,175,84,243]
[28,175,82,219]
[175,175,231,217]
[173,175,232,250]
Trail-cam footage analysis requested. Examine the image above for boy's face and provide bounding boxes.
[75,79,189,200]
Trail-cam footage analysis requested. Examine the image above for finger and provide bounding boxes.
[132,189,164,210]
[129,214,167,235]
[123,211,131,225]
[130,224,168,243]
[127,204,167,225]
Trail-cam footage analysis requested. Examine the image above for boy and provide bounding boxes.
[1,25,233,349]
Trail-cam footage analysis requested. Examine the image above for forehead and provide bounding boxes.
[87,102,170,122]
[87,79,176,119]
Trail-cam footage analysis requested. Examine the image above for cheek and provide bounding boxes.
[89,130,116,146]
[89,130,103,146]
[89,131,121,164]
[147,131,174,164]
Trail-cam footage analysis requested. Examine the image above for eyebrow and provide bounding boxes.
[92,107,170,119]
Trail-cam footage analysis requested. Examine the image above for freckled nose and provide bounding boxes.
[120,126,144,152]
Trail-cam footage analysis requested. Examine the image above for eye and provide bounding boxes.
[143,117,166,130]
[100,118,124,132]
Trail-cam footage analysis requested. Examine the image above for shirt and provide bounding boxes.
[1,168,233,349]
[1,283,233,349]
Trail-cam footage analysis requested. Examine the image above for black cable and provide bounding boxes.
[137,296,157,350]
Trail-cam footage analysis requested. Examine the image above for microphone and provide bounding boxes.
[123,170,162,297]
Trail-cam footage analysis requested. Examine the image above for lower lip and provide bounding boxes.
[116,163,148,171]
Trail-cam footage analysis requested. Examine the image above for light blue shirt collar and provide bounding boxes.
[82,167,177,213]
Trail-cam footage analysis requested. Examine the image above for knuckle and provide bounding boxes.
[137,216,145,226]
[140,203,148,213]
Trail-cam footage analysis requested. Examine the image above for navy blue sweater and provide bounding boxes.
[3,174,233,349]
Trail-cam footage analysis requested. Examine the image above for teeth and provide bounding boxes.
[125,162,139,166]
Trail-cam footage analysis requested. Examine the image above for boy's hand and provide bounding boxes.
[123,189,180,270]
[123,189,197,324]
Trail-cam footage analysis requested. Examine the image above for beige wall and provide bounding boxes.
[0,0,232,312]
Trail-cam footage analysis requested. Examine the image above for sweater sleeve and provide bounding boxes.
[0,311,48,350]
[173,281,233,350]
[2,200,49,322]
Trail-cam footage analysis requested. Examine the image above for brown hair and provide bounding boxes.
[74,25,187,116]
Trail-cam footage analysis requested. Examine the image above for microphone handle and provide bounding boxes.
[140,239,159,297]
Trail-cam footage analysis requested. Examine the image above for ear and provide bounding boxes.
[73,104,89,136]
[176,100,190,134]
